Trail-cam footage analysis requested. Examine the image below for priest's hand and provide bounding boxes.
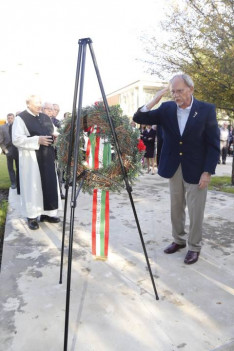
[52,132,59,144]
[38,135,53,146]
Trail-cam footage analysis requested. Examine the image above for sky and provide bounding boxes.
[0,0,170,120]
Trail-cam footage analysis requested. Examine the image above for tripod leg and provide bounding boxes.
[88,40,159,300]
[128,191,159,300]
[63,39,88,351]
[59,186,69,284]
[59,38,84,284]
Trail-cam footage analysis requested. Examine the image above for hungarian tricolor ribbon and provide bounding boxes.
[85,126,111,259]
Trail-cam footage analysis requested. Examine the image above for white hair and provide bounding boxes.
[42,101,54,109]
[26,94,41,105]
[170,74,194,88]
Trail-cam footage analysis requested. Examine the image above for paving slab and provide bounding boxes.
[0,156,233,351]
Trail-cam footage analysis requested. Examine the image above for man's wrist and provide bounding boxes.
[141,105,149,112]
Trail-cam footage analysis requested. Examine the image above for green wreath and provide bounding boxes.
[57,102,144,193]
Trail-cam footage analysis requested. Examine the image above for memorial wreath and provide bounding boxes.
[57,102,145,193]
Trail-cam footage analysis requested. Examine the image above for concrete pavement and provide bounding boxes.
[0,156,234,351]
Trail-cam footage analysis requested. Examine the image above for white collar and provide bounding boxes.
[26,108,38,117]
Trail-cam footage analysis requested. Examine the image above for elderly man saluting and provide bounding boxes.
[12,95,62,230]
[133,74,220,264]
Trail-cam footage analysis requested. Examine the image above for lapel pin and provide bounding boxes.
[193,112,198,118]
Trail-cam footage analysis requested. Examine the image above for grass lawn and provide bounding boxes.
[208,176,234,194]
[0,200,8,231]
[0,154,11,189]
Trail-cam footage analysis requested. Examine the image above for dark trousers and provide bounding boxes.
[6,155,20,193]
[7,155,16,184]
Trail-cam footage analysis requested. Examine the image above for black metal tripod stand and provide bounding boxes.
[60,37,159,351]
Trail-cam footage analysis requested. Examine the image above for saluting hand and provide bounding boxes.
[145,86,169,110]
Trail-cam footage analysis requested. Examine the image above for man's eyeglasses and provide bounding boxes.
[170,89,185,95]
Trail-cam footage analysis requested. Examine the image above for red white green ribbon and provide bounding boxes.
[86,126,111,259]
[92,189,109,258]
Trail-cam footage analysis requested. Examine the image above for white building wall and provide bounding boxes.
[107,80,167,118]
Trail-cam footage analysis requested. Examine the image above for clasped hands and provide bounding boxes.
[38,135,57,146]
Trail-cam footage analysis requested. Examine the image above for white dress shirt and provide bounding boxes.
[177,97,193,135]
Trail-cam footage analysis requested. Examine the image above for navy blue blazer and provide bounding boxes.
[133,98,220,184]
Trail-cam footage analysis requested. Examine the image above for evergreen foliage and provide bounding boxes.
[141,0,234,119]
[57,103,144,193]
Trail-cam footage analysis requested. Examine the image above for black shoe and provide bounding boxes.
[222,161,226,164]
[40,215,60,223]
[11,184,17,189]
[61,194,65,200]
[164,242,186,254]
[27,218,39,230]
[184,250,200,264]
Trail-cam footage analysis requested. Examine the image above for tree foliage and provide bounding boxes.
[141,0,234,118]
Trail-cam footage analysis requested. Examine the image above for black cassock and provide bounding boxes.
[18,111,58,211]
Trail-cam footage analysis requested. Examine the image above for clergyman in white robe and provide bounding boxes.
[12,109,62,219]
